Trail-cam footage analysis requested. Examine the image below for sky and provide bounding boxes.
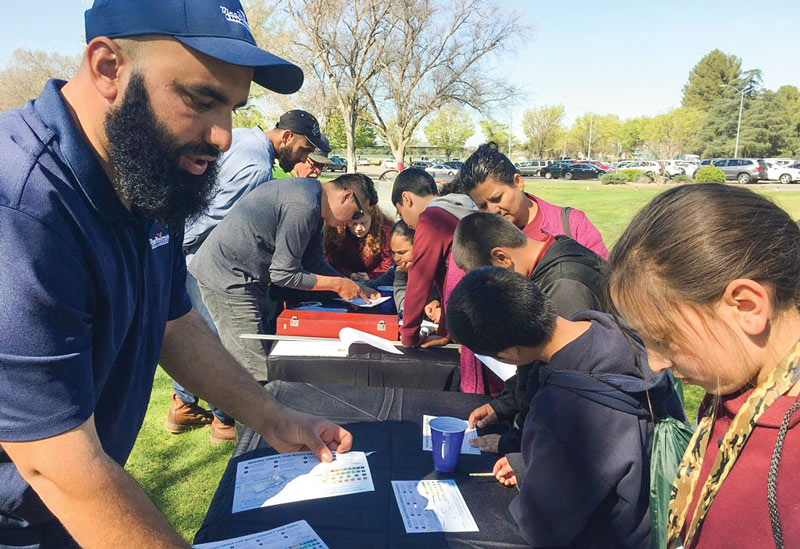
[2,1,799,145]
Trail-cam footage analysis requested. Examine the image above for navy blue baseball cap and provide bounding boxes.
[84,0,303,94]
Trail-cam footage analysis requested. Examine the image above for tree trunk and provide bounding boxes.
[344,105,358,173]
[392,141,407,171]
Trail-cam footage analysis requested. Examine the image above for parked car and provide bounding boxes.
[659,160,685,177]
[763,161,800,184]
[380,158,397,169]
[514,162,539,177]
[677,161,699,176]
[411,160,432,169]
[444,161,464,170]
[425,164,457,178]
[621,161,662,177]
[710,158,766,184]
[572,159,614,171]
[541,161,573,179]
[357,157,371,166]
[325,156,347,172]
[563,163,604,180]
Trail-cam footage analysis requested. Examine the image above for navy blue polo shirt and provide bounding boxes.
[0,80,191,542]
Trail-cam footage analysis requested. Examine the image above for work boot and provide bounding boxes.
[210,416,236,444]
[165,393,213,434]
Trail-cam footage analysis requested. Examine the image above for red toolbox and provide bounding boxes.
[276,309,399,341]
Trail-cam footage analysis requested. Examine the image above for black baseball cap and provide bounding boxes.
[308,134,336,165]
[276,110,327,152]
[84,0,303,94]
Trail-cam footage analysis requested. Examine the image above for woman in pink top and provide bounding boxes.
[458,143,608,260]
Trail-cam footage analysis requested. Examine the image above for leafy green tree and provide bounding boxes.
[693,91,797,157]
[323,111,377,151]
[567,113,620,159]
[479,119,519,151]
[424,106,474,159]
[618,117,648,157]
[232,105,268,129]
[642,108,704,158]
[681,50,742,112]
[522,105,565,158]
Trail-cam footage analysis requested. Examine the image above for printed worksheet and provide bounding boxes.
[339,327,403,354]
[475,354,517,381]
[392,480,479,533]
[193,520,328,549]
[232,451,374,513]
[422,415,480,455]
[335,295,392,308]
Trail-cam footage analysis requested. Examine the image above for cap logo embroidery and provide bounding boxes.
[149,231,170,250]
[220,6,251,31]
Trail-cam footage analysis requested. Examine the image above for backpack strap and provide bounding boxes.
[560,206,573,238]
[540,367,650,418]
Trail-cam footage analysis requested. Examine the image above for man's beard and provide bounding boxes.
[275,142,304,173]
[104,73,220,230]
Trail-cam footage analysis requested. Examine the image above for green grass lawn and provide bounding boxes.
[126,181,800,542]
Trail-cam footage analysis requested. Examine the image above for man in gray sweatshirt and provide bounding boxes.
[189,175,376,385]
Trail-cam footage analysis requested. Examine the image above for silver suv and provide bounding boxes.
[711,158,767,184]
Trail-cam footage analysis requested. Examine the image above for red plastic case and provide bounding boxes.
[276,309,399,341]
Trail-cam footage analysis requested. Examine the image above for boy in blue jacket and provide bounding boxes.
[446,267,683,549]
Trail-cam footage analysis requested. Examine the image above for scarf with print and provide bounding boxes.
[666,340,800,549]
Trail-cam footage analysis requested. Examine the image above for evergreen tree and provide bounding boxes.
[681,49,742,111]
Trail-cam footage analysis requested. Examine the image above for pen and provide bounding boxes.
[468,472,495,477]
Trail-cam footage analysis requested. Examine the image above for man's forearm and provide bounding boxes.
[3,420,188,549]
[312,274,343,293]
[159,309,284,434]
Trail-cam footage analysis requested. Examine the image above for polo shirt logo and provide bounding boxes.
[220,6,251,31]
[149,232,170,250]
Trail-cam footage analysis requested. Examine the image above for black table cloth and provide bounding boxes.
[194,382,528,549]
[266,344,462,392]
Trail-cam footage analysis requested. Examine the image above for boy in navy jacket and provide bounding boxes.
[446,267,683,549]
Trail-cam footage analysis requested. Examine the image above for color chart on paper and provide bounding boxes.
[192,520,329,549]
[232,451,374,513]
[392,480,479,534]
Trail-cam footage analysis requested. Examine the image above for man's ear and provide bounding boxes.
[85,37,128,103]
[489,247,514,270]
[401,191,413,208]
[722,278,771,336]
[280,129,294,146]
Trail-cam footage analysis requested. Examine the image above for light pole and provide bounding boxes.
[721,84,746,158]
[587,113,593,159]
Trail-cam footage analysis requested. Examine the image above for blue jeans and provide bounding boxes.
[172,270,232,424]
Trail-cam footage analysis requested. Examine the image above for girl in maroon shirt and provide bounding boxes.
[323,174,394,280]
[608,183,800,549]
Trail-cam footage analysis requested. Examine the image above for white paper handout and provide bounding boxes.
[339,327,403,355]
[335,295,392,308]
[422,415,480,455]
[192,520,328,549]
[392,480,479,533]
[232,451,374,513]
[270,340,348,358]
[475,354,517,381]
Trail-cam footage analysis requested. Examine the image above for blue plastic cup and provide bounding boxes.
[376,285,396,314]
[429,416,467,473]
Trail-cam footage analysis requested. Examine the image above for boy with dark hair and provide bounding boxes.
[453,212,606,459]
[391,168,476,348]
[447,267,682,549]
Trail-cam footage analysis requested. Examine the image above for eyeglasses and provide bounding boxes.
[350,191,365,221]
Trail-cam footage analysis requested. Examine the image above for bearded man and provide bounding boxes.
[0,1,352,547]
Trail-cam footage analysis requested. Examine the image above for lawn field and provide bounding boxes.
[126,181,800,542]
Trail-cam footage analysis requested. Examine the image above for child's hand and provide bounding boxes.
[469,434,501,453]
[492,456,517,486]
[350,272,370,282]
[424,300,442,323]
[468,403,498,429]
